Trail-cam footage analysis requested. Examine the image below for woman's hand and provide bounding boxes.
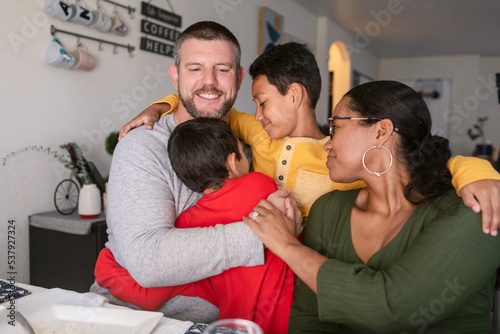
[118,103,171,140]
[243,199,300,258]
[459,179,500,236]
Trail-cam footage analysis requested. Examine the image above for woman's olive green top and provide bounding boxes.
[289,189,500,334]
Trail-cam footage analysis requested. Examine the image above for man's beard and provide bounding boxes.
[180,86,236,119]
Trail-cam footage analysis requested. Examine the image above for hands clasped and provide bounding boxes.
[244,190,303,258]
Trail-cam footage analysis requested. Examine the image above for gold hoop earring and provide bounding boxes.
[362,145,393,176]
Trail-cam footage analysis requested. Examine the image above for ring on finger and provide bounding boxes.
[252,211,259,220]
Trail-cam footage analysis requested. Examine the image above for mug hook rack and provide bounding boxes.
[100,0,135,18]
[51,25,135,57]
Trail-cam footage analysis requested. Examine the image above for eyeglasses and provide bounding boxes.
[328,117,381,139]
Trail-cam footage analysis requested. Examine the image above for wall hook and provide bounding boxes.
[50,25,135,56]
[99,0,136,19]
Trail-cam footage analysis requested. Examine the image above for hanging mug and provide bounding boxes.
[68,4,94,26]
[70,43,96,71]
[44,0,74,21]
[90,9,112,32]
[110,12,128,36]
[44,38,75,68]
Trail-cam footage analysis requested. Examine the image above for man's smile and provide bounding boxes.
[194,87,224,101]
[198,93,220,99]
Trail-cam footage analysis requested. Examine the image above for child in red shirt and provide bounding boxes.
[96,118,301,333]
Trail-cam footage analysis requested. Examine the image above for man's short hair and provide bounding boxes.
[168,118,242,193]
[174,21,241,71]
[249,42,321,109]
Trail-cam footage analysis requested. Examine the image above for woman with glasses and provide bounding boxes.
[244,80,500,333]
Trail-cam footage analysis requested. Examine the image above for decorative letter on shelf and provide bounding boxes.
[139,1,181,58]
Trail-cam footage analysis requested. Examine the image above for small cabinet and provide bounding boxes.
[29,211,108,293]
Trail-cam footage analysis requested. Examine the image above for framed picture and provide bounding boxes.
[258,7,284,54]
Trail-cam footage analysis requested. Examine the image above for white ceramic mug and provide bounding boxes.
[110,12,128,36]
[44,38,75,68]
[68,4,94,26]
[90,10,112,32]
[44,0,74,21]
[70,43,96,71]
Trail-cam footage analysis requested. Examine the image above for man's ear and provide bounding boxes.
[376,119,395,147]
[169,64,179,91]
[237,66,245,90]
[226,152,239,178]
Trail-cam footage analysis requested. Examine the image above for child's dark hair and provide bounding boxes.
[168,118,242,193]
[344,80,453,205]
[249,42,321,109]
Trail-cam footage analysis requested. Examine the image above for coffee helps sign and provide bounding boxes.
[139,1,181,58]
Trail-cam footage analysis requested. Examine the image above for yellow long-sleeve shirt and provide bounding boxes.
[154,95,500,219]
[228,107,365,218]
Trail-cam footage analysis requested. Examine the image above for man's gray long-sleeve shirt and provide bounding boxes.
[103,113,264,319]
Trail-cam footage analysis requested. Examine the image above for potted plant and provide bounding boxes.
[61,143,91,185]
[467,117,492,160]
[105,131,119,156]
[61,142,101,219]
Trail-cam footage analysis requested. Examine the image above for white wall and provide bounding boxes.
[379,54,500,156]
[0,0,318,284]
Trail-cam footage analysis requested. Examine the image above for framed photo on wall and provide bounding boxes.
[258,7,284,54]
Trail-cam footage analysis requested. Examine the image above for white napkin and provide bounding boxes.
[16,288,108,315]
[0,288,194,334]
